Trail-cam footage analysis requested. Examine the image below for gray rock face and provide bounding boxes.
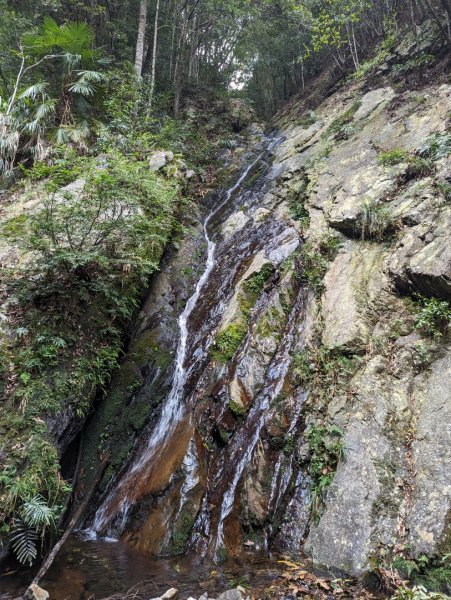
[218,591,243,600]
[321,242,386,353]
[388,205,451,299]
[408,352,451,554]
[272,28,451,577]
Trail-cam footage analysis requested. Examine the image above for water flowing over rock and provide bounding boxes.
[76,28,450,583]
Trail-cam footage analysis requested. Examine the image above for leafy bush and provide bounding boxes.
[413,295,451,338]
[391,586,449,599]
[359,198,396,241]
[417,132,451,161]
[212,322,248,363]
[391,54,435,76]
[378,149,411,166]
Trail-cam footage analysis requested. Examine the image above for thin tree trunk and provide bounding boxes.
[29,460,109,592]
[149,0,160,109]
[134,0,148,76]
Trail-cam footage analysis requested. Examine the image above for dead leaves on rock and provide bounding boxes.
[270,559,379,599]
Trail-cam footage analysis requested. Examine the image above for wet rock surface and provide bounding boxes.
[69,23,451,587]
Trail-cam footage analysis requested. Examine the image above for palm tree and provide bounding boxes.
[0,18,107,178]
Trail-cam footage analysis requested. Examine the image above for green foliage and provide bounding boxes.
[10,494,59,565]
[378,149,435,182]
[306,423,344,521]
[323,101,361,139]
[292,346,360,391]
[243,264,274,298]
[1,18,107,179]
[391,586,449,599]
[435,181,451,203]
[299,235,342,293]
[393,554,451,594]
[354,21,398,80]
[378,149,411,166]
[0,150,179,561]
[359,198,396,241]
[413,295,451,338]
[288,176,310,224]
[391,54,435,76]
[256,307,285,339]
[417,132,451,161]
[212,322,248,364]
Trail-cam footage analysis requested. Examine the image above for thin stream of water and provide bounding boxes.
[89,147,269,538]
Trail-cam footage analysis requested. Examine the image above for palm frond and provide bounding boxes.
[23,17,95,58]
[34,98,57,121]
[52,126,70,145]
[10,518,38,566]
[21,495,57,532]
[68,81,96,96]
[19,82,50,101]
[76,70,104,82]
[68,120,91,143]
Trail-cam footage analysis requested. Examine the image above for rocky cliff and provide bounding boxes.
[77,24,450,585]
[1,20,449,595]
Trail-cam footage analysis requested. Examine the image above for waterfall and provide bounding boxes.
[88,145,271,538]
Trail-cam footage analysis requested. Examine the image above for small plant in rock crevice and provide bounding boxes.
[304,423,344,523]
[391,553,451,595]
[413,295,451,338]
[359,198,397,241]
[322,101,362,140]
[211,322,248,364]
[298,235,342,294]
[378,148,436,183]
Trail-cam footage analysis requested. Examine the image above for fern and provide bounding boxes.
[21,495,57,532]
[10,519,38,566]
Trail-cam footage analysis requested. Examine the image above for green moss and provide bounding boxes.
[228,399,247,418]
[322,101,361,139]
[211,322,247,363]
[170,506,197,554]
[378,148,411,166]
[256,307,285,338]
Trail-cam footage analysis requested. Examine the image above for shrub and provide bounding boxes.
[359,198,396,241]
[378,149,410,166]
[413,295,451,338]
[417,132,451,161]
[212,322,247,363]
[391,586,449,599]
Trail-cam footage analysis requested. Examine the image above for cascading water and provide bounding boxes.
[89,146,271,538]
[200,290,306,557]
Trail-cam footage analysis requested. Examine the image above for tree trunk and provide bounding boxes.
[148,0,160,110]
[134,0,148,77]
[30,460,109,591]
